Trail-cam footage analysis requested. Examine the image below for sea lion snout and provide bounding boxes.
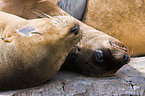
[109,40,130,65]
[93,50,130,65]
[93,47,130,66]
[122,53,130,64]
[93,49,130,66]
[70,24,79,35]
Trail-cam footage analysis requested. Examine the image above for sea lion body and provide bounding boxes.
[0,0,130,78]
[0,11,82,90]
[56,0,145,56]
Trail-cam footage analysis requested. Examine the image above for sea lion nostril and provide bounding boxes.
[77,47,81,51]
[1,38,5,40]
[122,54,130,64]
[93,50,104,64]
[70,24,79,35]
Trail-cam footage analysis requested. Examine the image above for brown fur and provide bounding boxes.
[83,0,145,56]
[0,0,129,79]
[48,0,145,56]
[0,11,82,90]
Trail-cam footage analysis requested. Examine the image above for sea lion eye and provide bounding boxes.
[93,50,104,64]
[70,24,79,35]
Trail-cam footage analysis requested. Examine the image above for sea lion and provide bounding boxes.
[56,0,145,56]
[0,11,82,90]
[0,0,130,77]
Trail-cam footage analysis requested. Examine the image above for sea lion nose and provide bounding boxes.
[122,53,130,64]
[70,24,79,35]
[93,50,104,64]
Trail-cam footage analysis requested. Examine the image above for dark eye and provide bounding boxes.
[70,24,79,35]
[93,50,104,64]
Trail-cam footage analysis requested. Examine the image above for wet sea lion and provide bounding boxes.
[56,0,145,56]
[0,0,130,77]
[84,0,145,56]
[0,11,82,90]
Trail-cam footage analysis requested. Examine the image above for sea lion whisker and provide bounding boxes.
[77,35,84,46]
[58,14,67,23]
[32,11,47,18]
[54,16,63,22]
[130,48,135,56]
[51,16,63,23]
[0,24,6,37]
[50,16,75,28]
[39,11,52,19]
[32,10,51,18]
[62,15,70,24]
[32,10,66,25]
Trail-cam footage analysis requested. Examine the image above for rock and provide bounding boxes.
[0,57,145,96]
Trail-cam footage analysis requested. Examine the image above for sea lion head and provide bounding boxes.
[0,12,83,90]
[15,15,83,53]
[41,15,83,51]
[62,29,130,77]
[54,0,130,76]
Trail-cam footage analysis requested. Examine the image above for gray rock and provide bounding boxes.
[0,57,145,96]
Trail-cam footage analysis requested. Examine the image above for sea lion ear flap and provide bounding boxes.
[57,0,87,21]
[17,27,42,36]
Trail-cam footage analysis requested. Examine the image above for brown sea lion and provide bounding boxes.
[0,11,82,90]
[56,0,145,56]
[0,0,130,77]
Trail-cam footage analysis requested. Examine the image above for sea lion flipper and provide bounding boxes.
[57,0,87,21]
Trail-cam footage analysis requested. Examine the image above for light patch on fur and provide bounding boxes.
[17,27,40,36]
